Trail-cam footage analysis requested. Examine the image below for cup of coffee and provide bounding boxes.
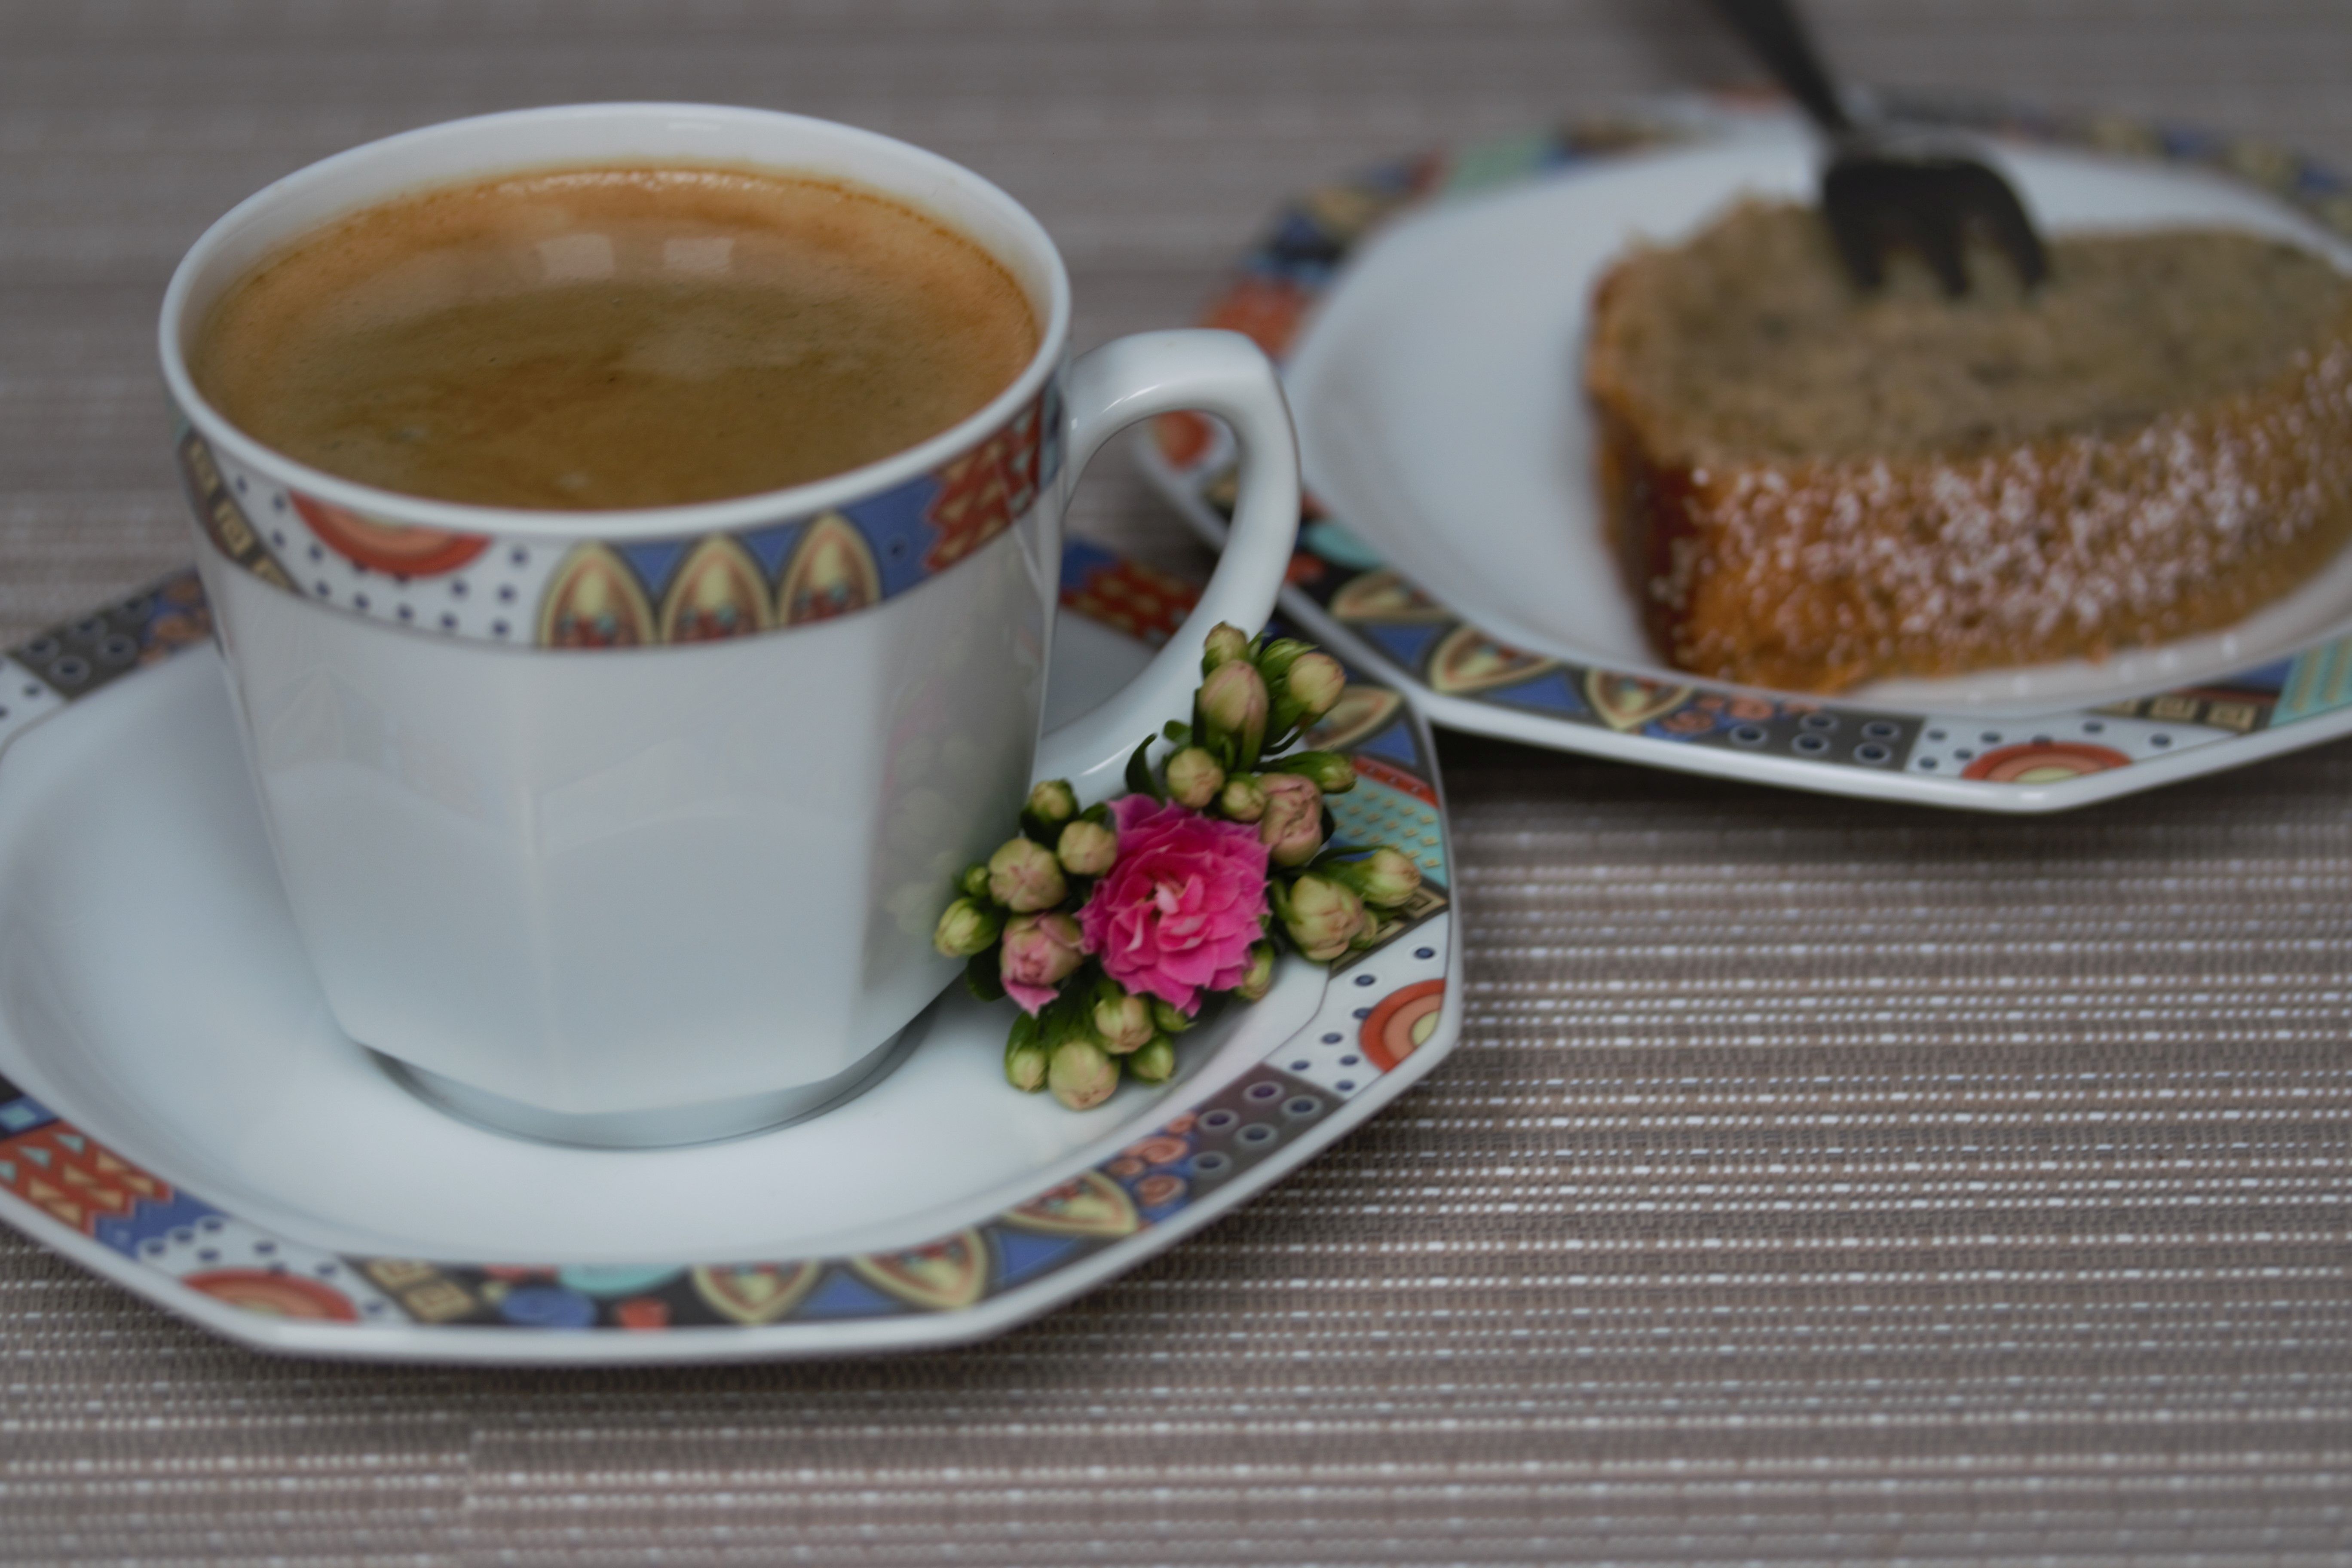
[157,103,1299,1148]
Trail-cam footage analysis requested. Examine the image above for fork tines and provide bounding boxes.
[1823,150,2050,296]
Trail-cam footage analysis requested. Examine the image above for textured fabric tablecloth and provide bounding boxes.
[3,3,2350,1561]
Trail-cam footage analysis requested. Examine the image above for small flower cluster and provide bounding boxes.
[933,623,1424,1110]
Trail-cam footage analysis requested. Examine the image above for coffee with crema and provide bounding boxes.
[192,166,1040,510]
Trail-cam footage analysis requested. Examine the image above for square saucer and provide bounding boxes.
[0,544,1460,1361]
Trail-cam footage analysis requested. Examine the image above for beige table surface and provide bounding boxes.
[4,2,2352,1562]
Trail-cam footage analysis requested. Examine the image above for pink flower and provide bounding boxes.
[1079,795,1270,1016]
[1000,911,1084,1014]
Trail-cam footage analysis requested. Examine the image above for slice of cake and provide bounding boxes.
[1583,200,2352,692]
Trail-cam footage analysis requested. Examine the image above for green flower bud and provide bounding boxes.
[1151,998,1195,1035]
[1254,637,1313,685]
[1327,845,1422,910]
[959,862,992,900]
[931,897,1002,958]
[1127,1036,1176,1084]
[1265,749,1356,794]
[1274,873,1368,963]
[1284,652,1348,725]
[1092,987,1155,1054]
[1047,1037,1120,1112]
[1201,622,1251,673]
[1199,659,1270,769]
[987,836,1067,913]
[1005,1041,1049,1091]
[1056,817,1118,878]
[1231,940,1277,1002]
[1004,1014,1047,1092]
[1026,778,1078,827]
[1217,774,1268,823]
[1164,746,1225,810]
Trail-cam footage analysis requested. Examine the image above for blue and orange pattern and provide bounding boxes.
[173,380,1065,653]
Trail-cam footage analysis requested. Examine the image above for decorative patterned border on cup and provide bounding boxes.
[0,542,1458,1357]
[1139,92,2352,806]
[170,378,1064,651]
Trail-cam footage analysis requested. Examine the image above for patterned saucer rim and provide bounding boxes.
[0,542,1461,1362]
[1136,90,2352,812]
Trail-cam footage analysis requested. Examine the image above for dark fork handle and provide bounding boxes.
[1704,0,1856,137]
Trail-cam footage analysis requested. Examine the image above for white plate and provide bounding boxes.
[0,549,1460,1362]
[1139,96,2352,810]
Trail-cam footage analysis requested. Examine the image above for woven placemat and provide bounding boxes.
[3,3,2350,1561]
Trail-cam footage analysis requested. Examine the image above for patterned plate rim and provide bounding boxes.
[0,542,1461,1362]
[1135,89,2352,812]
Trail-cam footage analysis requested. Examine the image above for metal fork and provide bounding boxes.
[1706,0,2048,294]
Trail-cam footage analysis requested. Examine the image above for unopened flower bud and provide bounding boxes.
[1266,749,1356,794]
[988,836,1067,912]
[1254,637,1313,684]
[959,862,992,900]
[1005,1041,1049,1091]
[1285,652,1347,724]
[1026,778,1078,827]
[1151,998,1195,1035]
[931,897,1002,958]
[1201,622,1251,673]
[1092,988,1155,1054]
[1004,1014,1048,1092]
[1231,940,1277,1002]
[1199,659,1270,768]
[1055,817,1118,878]
[1047,1038,1120,1111]
[1164,746,1225,809]
[1275,873,1368,963]
[1217,774,1268,823]
[1257,771,1325,867]
[999,911,1084,1004]
[1329,845,1422,909]
[1127,1036,1176,1084]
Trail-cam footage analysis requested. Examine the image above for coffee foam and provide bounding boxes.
[193,165,1040,510]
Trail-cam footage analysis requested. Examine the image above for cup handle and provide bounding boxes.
[1031,328,1301,799]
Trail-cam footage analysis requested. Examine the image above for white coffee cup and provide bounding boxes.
[157,104,1299,1148]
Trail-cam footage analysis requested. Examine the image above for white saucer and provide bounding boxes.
[1139,95,2352,812]
[0,547,1460,1362]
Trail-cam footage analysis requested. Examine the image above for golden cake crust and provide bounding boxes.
[1585,206,2352,693]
